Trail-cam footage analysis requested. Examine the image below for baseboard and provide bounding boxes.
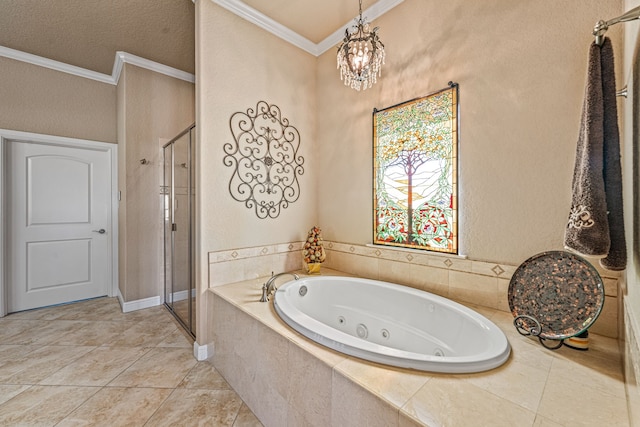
[167,288,196,303]
[116,288,162,313]
[193,341,212,361]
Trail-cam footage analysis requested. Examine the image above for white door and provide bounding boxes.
[7,140,111,312]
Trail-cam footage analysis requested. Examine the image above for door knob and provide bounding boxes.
[92,229,106,234]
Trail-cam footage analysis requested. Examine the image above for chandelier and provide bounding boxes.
[337,0,386,91]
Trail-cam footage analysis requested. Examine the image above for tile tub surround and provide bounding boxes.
[624,301,640,426]
[208,241,622,338]
[325,242,621,338]
[208,242,305,287]
[209,272,629,427]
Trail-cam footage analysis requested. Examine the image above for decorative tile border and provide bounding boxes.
[207,240,620,337]
[326,241,618,282]
[208,240,620,296]
[208,241,304,264]
[208,241,305,287]
[328,241,510,278]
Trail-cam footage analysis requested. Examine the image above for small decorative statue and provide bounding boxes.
[303,226,326,273]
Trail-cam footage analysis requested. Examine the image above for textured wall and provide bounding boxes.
[196,3,317,252]
[0,56,116,142]
[195,0,318,342]
[316,0,623,266]
[118,64,195,302]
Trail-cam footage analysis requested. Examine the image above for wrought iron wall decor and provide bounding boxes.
[224,101,305,219]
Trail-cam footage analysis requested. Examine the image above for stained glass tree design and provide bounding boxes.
[373,84,458,253]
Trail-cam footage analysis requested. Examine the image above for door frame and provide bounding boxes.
[0,129,119,317]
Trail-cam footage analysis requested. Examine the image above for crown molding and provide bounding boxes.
[0,45,114,84]
[0,45,195,85]
[316,0,405,55]
[212,0,319,55]
[113,52,196,84]
[211,0,404,57]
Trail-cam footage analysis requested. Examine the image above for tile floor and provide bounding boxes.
[0,297,262,426]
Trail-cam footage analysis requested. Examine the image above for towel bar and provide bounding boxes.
[594,5,640,45]
[616,85,628,98]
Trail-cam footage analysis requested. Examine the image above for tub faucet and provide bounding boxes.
[260,272,299,302]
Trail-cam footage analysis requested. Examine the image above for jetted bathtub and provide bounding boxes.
[273,276,510,373]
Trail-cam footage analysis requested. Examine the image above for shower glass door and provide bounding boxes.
[163,124,196,338]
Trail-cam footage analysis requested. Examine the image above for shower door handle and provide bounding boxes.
[92,229,106,234]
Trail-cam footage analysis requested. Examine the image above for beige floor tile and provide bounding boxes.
[0,299,259,426]
[0,319,43,341]
[145,389,243,427]
[39,346,150,386]
[3,306,67,320]
[120,305,174,323]
[537,373,629,426]
[54,321,136,346]
[0,385,99,426]
[532,415,565,427]
[0,384,31,405]
[54,297,125,321]
[399,410,428,427]
[3,298,121,323]
[2,319,90,345]
[178,361,232,390]
[233,402,263,427]
[56,386,173,427]
[0,344,38,364]
[156,327,194,348]
[402,377,536,427]
[0,345,96,384]
[109,347,197,388]
[109,319,179,347]
[4,297,114,322]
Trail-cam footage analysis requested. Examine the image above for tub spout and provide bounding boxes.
[260,271,299,302]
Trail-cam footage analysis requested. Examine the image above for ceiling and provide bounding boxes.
[241,0,377,44]
[0,0,393,76]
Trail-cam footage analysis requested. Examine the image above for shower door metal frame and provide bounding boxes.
[163,123,196,338]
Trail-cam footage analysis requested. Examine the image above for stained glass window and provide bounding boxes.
[373,84,458,253]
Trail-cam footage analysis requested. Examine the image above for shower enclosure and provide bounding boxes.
[163,124,196,337]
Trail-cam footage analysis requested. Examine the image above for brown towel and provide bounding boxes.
[599,38,626,271]
[565,40,610,256]
[564,37,626,270]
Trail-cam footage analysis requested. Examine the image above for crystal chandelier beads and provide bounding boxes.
[337,0,386,91]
